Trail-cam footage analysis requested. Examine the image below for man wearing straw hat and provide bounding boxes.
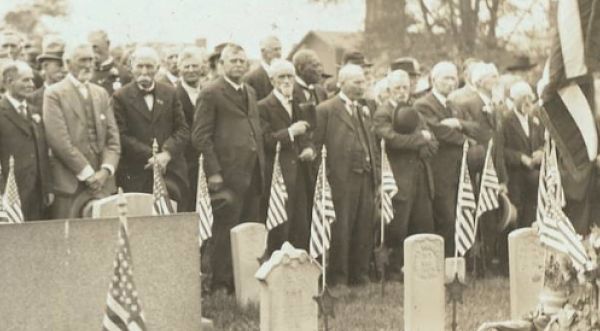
[314,64,379,287]
[28,35,67,110]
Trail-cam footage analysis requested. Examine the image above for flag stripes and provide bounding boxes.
[309,147,336,259]
[266,143,288,231]
[196,155,213,242]
[474,140,501,228]
[2,156,23,223]
[152,141,174,216]
[380,140,397,225]
[455,141,477,256]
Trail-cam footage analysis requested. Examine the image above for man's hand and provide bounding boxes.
[440,118,462,129]
[421,130,432,141]
[298,147,316,161]
[499,183,508,194]
[521,154,534,169]
[207,174,224,192]
[46,193,55,206]
[145,151,172,173]
[85,169,109,193]
[532,150,544,166]
[289,121,310,137]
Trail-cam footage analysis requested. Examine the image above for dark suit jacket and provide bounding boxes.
[112,82,190,201]
[28,85,45,110]
[503,110,544,185]
[258,92,314,190]
[373,100,435,200]
[415,92,479,195]
[91,59,132,95]
[243,65,272,102]
[314,95,380,198]
[292,82,328,131]
[191,76,265,195]
[453,92,507,183]
[0,98,52,220]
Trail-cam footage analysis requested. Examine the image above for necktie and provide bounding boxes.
[17,104,27,120]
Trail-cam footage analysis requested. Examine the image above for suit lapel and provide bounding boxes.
[220,78,248,114]
[65,80,87,122]
[333,97,355,131]
[129,85,153,122]
[152,85,165,124]
[89,87,106,147]
[1,99,31,136]
[271,94,292,124]
[429,93,451,118]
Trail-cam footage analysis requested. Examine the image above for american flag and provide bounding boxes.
[0,162,7,221]
[540,0,599,178]
[152,140,174,216]
[474,140,501,229]
[535,137,589,270]
[309,146,336,259]
[102,189,147,331]
[266,143,288,231]
[380,140,397,225]
[2,156,23,223]
[455,141,477,256]
[196,154,213,242]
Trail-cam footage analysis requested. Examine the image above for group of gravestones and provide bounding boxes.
[0,192,546,330]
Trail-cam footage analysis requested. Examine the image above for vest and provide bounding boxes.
[75,90,99,155]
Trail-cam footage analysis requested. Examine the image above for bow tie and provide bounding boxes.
[140,89,154,96]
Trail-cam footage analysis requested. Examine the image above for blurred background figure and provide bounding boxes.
[155,45,181,87]
[29,35,67,110]
[87,30,132,95]
[243,35,282,101]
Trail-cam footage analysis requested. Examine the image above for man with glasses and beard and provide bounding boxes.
[192,43,265,294]
[43,42,121,218]
[258,59,316,256]
[112,47,190,206]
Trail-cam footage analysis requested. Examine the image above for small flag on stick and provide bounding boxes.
[101,188,147,331]
[309,146,336,259]
[196,154,213,242]
[380,140,397,227]
[455,141,477,256]
[152,139,174,215]
[266,142,288,231]
[3,156,23,223]
[474,140,501,230]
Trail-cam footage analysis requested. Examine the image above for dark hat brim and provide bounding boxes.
[36,54,63,63]
[505,63,537,72]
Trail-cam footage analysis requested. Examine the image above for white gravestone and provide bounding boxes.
[256,242,321,331]
[404,234,445,331]
[231,222,267,306]
[509,228,545,319]
[91,192,177,218]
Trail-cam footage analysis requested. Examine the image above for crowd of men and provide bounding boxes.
[0,28,596,294]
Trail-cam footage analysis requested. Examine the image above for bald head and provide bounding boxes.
[431,61,458,96]
[338,64,365,100]
[129,46,160,88]
[260,36,281,64]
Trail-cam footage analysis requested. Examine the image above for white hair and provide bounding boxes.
[373,78,389,97]
[471,62,499,86]
[338,64,364,84]
[130,46,160,65]
[509,81,534,101]
[260,36,281,50]
[431,61,457,80]
[62,41,93,63]
[268,59,295,78]
[177,46,205,68]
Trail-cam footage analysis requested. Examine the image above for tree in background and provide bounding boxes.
[2,0,68,36]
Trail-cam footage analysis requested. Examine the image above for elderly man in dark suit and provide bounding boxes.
[88,30,132,95]
[43,42,121,218]
[374,70,438,279]
[503,81,544,227]
[192,43,265,293]
[415,61,479,256]
[243,36,281,102]
[0,61,52,220]
[292,49,328,127]
[28,35,67,110]
[258,59,316,256]
[175,46,208,211]
[112,47,189,206]
[155,46,180,88]
[452,62,508,275]
[314,64,379,287]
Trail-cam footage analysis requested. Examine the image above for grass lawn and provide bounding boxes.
[203,277,510,331]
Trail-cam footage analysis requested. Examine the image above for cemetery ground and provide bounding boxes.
[203,276,510,331]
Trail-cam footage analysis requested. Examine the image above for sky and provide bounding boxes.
[0,0,365,57]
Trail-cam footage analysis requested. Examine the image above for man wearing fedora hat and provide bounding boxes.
[112,47,190,207]
[28,35,67,111]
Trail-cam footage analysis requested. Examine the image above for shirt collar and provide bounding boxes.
[68,73,88,88]
[224,75,244,91]
[181,80,200,95]
[5,92,26,111]
[512,106,528,122]
[295,76,311,89]
[261,61,270,74]
[166,70,178,84]
[137,82,155,94]
[388,99,398,109]
[338,92,357,107]
[273,88,291,106]
[100,56,114,68]
[432,89,447,107]
[477,90,492,106]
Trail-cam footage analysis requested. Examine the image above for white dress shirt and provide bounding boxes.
[68,74,89,99]
[166,70,179,86]
[273,88,296,142]
[138,83,155,111]
[513,107,530,137]
[181,80,201,107]
[5,93,28,117]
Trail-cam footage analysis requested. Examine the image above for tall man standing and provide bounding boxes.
[0,61,52,220]
[314,64,379,287]
[112,47,189,206]
[192,44,265,293]
[414,61,479,256]
[88,30,132,95]
[243,36,281,101]
[29,35,67,110]
[44,42,121,218]
[258,59,316,255]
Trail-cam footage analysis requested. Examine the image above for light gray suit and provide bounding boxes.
[43,76,120,218]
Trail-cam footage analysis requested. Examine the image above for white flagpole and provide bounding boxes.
[380,139,385,246]
[321,146,327,291]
